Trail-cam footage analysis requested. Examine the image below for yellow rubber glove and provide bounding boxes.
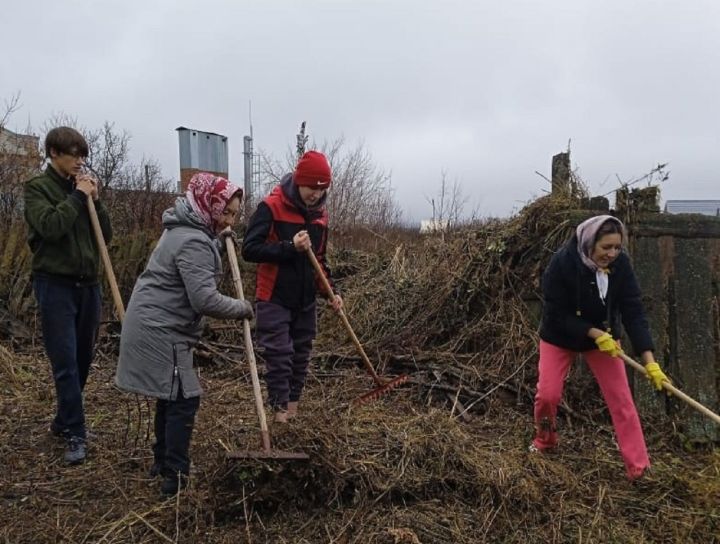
[644,362,670,391]
[594,332,621,357]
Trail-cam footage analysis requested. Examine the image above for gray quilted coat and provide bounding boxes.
[115,198,252,400]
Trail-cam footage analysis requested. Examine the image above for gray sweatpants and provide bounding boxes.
[255,301,317,409]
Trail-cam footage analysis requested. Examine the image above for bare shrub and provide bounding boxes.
[0,93,42,223]
[258,137,402,236]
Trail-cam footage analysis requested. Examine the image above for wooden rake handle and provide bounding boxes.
[225,238,272,452]
[87,196,125,322]
[620,353,720,425]
[305,248,384,386]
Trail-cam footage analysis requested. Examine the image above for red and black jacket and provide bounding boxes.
[242,174,334,309]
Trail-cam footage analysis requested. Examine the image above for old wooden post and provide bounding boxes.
[551,152,571,195]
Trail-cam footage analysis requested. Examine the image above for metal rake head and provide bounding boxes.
[353,374,409,405]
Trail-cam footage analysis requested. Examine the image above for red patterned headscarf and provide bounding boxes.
[185,173,242,229]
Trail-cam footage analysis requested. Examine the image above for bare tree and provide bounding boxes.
[86,122,130,191]
[425,170,469,231]
[0,93,42,222]
[325,138,402,231]
[256,150,287,194]
[257,136,402,231]
[104,156,175,234]
[0,92,21,129]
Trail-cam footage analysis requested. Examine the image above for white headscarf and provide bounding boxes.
[576,215,626,303]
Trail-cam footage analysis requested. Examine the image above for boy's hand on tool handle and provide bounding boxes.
[293,230,311,252]
[329,294,343,313]
[76,174,98,200]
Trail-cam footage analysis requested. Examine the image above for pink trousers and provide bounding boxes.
[533,340,650,479]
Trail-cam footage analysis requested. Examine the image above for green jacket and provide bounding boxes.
[24,165,113,281]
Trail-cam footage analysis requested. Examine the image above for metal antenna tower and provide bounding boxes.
[243,101,262,215]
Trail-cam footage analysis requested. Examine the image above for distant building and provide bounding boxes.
[176,126,229,193]
[0,127,42,217]
[664,200,720,217]
[420,218,450,233]
[0,127,41,173]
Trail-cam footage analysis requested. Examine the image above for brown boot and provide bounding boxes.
[287,401,299,419]
[273,409,289,424]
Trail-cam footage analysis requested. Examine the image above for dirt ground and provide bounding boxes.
[2,196,719,543]
[1,338,718,544]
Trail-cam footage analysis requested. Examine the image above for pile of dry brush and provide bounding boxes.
[1,194,718,543]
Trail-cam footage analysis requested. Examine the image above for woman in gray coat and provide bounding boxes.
[116,172,253,495]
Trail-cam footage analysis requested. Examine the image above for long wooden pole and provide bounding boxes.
[87,196,125,322]
[621,353,720,425]
[225,238,272,452]
[305,248,384,386]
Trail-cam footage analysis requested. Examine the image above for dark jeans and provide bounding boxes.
[33,275,101,440]
[255,301,317,409]
[153,385,200,476]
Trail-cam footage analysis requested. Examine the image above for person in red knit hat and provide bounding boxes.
[242,150,343,423]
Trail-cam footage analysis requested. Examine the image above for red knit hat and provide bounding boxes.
[293,151,332,189]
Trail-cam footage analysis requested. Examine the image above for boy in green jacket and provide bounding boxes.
[24,126,112,464]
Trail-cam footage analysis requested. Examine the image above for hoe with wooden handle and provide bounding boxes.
[620,353,720,426]
[224,238,308,460]
[81,165,124,322]
[87,196,125,322]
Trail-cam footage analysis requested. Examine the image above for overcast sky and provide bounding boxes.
[2,0,719,221]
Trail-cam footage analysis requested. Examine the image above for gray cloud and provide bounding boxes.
[2,0,718,220]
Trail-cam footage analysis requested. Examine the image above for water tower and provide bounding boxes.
[176,126,229,193]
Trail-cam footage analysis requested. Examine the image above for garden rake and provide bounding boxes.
[306,248,408,405]
[224,238,308,460]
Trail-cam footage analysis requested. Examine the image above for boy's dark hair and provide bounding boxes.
[44,126,89,159]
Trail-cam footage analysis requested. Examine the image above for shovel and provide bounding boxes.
[306,247,408,404]
[224,237,308,460]
[620,353,720,425]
